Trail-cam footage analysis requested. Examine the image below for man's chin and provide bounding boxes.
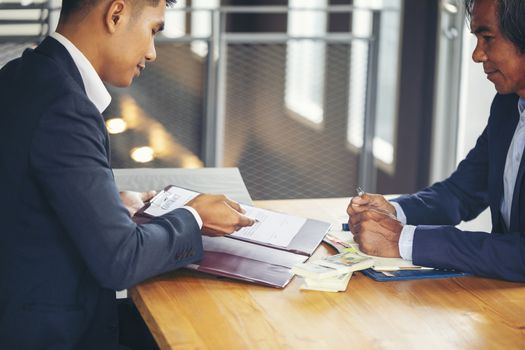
[493,85,513,95]
[100,72,134,87]
[490,80,512,95]
[108,78,134,88]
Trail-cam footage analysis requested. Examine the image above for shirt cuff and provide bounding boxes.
[390,201,407,224]
[398,225,416,261]
[180,206,203,229]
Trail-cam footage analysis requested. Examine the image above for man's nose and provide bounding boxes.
[472,43,487,63]
[146,40,157,62]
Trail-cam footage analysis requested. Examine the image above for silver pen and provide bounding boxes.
[356,186,365,197]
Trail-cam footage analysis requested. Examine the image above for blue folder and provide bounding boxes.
[362,268,471,282]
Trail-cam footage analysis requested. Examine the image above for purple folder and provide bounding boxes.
[187,218,331,288]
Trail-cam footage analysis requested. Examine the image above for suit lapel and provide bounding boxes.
[491,96,519,232]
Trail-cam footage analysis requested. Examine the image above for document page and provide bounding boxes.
[144,186,199,217]
[231,205,307,248]
[142,186,307,248]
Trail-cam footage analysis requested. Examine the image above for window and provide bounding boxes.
[285,0,328,125]
[347,0,401,167]
[163,0,186,39]
[191,0,219,57]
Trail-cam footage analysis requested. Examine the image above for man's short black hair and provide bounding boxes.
[60,0,177,20]
[464,0,525,53]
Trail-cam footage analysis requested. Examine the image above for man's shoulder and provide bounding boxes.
[0,47,89,113]
[1,45,82,93]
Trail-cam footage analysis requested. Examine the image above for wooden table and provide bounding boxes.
[130,198,525,349]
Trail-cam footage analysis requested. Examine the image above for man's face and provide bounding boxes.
[101,0,166,87]
[471,0,525,96]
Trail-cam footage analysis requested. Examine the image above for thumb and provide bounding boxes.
[352,195,370,206]
[141,190,157,202]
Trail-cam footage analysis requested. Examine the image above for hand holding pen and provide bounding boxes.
[348,187,397,218]
[346,187,403,258]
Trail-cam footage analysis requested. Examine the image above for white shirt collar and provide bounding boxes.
[518,97,525,117]
[50,32,111,113]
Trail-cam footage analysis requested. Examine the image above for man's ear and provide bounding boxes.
[104,0,128,33]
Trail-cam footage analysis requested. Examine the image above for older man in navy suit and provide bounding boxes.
[0,0,255,348]
[348,0,525,283]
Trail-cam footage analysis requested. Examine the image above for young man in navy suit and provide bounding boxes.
[348,0,525,283]
[0,0,254,348]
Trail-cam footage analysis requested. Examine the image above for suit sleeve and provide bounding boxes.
[30,92,203,290]
[392,124,490,226]
[413,226,525,282]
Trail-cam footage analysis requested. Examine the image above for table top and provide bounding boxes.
[130,198,525,349]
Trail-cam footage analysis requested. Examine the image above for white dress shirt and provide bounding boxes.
[49,32,203,228]
[395,97,525,260]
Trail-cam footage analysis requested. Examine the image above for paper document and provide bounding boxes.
[232,205,307,248]
[143,186,307,248]
[144,186,199,217]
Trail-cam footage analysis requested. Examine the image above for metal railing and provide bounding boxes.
[186,5,383,193]
[0,4,392,197]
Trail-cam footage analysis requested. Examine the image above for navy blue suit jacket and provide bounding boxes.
[0,37,204,348]
[393,93,525,282]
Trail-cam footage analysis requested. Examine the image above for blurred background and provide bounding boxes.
[0,0,494,202]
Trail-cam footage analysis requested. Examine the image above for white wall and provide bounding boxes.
[456,27,494,232]
[457,28,495,161]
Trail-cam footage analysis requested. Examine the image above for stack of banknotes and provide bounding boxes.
[292,251,374,292]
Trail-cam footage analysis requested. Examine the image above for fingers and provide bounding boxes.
[347,196,370,216]
[349,207,398,229]
[224,198,246,214]
[141,190,157,202]
[223,200,255,227]
[352,223,361,244]
[350,208,403,245]
[190,194,257,236]
[202,213,254,236]
[348,193,396,218]
[352,194,371,206]
[236,213,256,228]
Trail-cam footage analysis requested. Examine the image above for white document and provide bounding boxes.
[144,186,199,217]
[143,186,306,248]
[231,206,307,248]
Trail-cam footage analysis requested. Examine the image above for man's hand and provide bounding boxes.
[347,192,397,218]
[120,190,157,216]
[350,209,403,258]
[186,194,256,237]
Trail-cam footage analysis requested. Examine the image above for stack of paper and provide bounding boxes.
[292,251,374,292]
[302,273,353,292]
[323,231,432,272]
